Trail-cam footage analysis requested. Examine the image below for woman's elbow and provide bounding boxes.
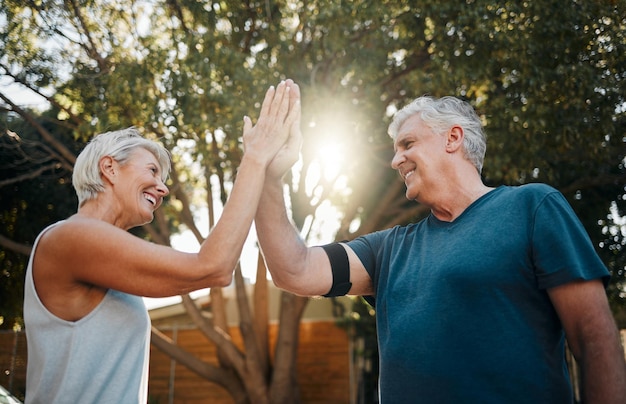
[212,271,234,287]
[177,263,234,292]
[196,261,234,288]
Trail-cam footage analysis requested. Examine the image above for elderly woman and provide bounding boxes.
[23,80,300,403]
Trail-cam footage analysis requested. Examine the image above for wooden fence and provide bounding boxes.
[148,321,351,404]
[0,330,26,401]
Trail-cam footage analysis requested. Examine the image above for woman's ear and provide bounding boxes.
[445,125,464,153]
[99,156,117,184]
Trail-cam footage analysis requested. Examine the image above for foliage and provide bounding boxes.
[1,0,625,401]
[0,112,79,330]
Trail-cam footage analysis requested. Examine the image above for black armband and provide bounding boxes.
[321,243,352,297]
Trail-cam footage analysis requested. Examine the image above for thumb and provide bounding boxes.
[243,116,252,134]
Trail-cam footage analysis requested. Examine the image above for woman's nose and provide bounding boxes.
[157,179,169,196]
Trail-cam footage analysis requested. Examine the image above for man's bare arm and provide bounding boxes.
[549,279,626,403]
[255,80,373,297]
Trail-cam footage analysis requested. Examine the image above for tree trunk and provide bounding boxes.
[150,328,248,403]
[270,293,309,404]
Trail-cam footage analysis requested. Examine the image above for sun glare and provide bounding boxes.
[317,145,343,181]
[301,136,353,243]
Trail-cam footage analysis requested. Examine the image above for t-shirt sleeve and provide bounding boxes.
[346,228,394,305]
[531,190,610,289]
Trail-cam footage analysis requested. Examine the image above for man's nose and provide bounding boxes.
[391,151,404,170]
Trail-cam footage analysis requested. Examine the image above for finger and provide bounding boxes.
[243,115,252,133]
[288,81,301,112]
[258,85,276,119]
[284,99,301,131]
[242,116,252,151]
[269,81,289,119]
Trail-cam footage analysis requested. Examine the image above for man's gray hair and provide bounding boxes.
[388,96,487,173]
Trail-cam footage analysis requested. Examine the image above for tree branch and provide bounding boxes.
[150,327,248,403]
[0,62,82,125]
[0,163,60,188]
[253,252,270,378]
[0,234,32,256]
[234,264,269,400]
[0,92,76,169]
[65,0,110,73]
[180,294,247,373]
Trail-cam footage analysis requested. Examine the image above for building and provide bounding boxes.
[147,282,355,403]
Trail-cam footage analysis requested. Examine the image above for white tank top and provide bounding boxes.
[24,222,151,404]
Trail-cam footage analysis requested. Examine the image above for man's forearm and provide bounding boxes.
[573,310,626,404]
[580,335,626,403]
[255,179,309,282]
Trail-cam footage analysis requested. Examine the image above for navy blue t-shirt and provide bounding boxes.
[347,184,609,403]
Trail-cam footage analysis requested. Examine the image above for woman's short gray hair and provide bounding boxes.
[72,127,171,206]
[388,96,487,173]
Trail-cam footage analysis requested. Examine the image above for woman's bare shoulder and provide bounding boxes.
[32,218,111,321]
[41,215,135,248]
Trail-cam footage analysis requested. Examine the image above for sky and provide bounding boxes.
[0,78,49,110]
[143,210,261,310]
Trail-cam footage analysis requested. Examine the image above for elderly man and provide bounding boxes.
[255,89,626,403]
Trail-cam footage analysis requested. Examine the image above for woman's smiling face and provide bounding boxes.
[115,147,169,227]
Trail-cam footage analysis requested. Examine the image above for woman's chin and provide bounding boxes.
[137,212,155,227]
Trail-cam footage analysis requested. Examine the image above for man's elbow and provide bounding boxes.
[271,275,319,297]
[272,275,298,294]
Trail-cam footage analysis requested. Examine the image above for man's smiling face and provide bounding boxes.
[391,115,447,203]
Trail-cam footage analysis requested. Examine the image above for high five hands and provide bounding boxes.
[243,79,302,179]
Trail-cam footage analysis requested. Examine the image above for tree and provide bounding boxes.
[0,110,80,329]
[1,0,625,402]
[1,1,309,402]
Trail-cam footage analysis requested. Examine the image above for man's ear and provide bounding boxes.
[99,156,117,184]
[445,125,464,153]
